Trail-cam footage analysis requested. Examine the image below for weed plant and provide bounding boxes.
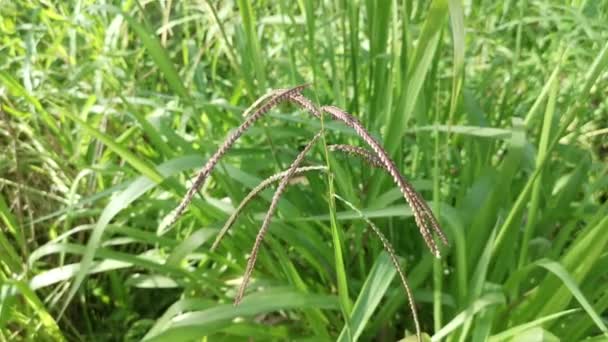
[1,1,608,341]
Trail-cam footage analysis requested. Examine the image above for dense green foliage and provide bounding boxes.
[1,0,608,341]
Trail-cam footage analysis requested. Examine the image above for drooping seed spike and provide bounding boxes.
[211,165,328,251]
[235,131,323,305]
[160,84,310,234]
[320,105,446,256]
[328,144,384,168]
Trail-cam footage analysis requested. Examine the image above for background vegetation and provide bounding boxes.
[1,0,607,341]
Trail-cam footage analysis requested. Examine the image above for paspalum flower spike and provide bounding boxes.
[321,105,448,256]
[287,93,448,257]
[234,131,324,305]
[212,143,398,251]
[161,84,309,233]
[210,165,328,251]
[167,85,444,338]
[328,144,385,168]
[328,145,442,245]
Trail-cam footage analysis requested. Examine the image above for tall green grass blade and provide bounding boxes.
[385,0,449,157]
[237,0,267,91]
[328,173,354,327]
[108,7,190,100]
[337,252,397,342]
[517,64,559,270]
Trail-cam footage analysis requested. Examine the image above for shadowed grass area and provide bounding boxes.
[1,0,608,341]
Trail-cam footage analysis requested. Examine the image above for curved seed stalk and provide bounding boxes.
[287,94,448,257]
[160,84,309,233]
[210,165,328,251]
[234,131,324,305]
[213,144,389,251]
[334,194,422,342]
[329,144,442,246]
[328,144,384,168]
[165,86,445,337]
[321,105,448,256]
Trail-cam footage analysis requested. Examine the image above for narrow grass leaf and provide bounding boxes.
[431,292,505,342]
[60,157,206,315]
[535,259,608,333]
[487,309,579,342]
[337,252,397,342]
[142,288,339,341]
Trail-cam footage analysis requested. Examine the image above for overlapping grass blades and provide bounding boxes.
[2,1,608,340]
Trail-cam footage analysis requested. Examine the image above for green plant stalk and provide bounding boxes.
[432,80,443,333]
[317,104,353,335]
[0,195,25,274]
[237,0,267,90]
[328,174,353,309]
[517,64,559,271]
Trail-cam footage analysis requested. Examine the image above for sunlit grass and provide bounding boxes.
[1,0,607,341]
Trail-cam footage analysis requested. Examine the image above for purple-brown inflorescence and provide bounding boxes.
[287,93,448,257]
[162,84,309,232]
[170,86,448,342]
[234,131,323,305]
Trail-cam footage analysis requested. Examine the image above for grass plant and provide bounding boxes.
[1,1,607,341]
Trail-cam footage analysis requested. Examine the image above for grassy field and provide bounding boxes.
[1,0,608,341]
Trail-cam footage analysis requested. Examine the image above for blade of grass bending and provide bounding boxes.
[334,194,421,342]
[59,156,207,318]
[161,84,309,232]
[235,131,323,304]
[432,292,505,342]
[142,288,339,341]
[535,259,608,333]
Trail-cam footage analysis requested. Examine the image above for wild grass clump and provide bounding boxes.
[163,86,449,341]
[2,1,608,341]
